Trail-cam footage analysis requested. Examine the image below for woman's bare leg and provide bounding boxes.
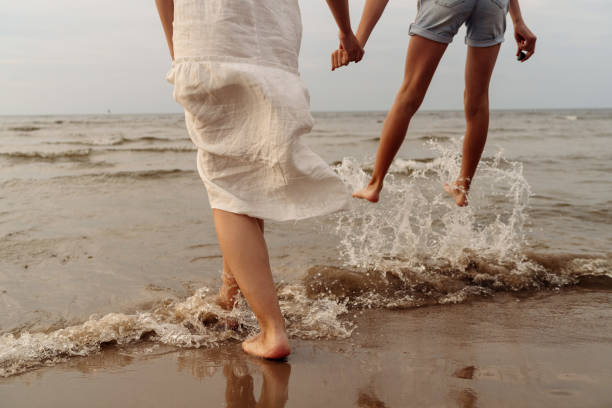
[212,209,289,359]
[353,36,448,202]
[217,258,240,310]
[217,219,264,310]
[444,44,501,206]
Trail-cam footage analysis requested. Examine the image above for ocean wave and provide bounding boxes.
[0,284,352,377]
[0,169,193,187]
[305,254,612,309]
[0,149,92,160]
[8,126,41,132]
[117,146,195,153]
[1,251,609,378]
[91,169,193,180]
[44,135,189,147]
[416,135,452,142]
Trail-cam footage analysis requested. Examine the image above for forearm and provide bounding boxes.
[155,0,174,60]
[508,0,524,24]
[355,0,389,47]
[325,0,353,34]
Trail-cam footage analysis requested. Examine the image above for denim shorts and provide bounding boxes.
[409,0,509,47]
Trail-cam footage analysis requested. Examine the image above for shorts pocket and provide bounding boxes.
[490,0,507,9]
[435,0,465,7]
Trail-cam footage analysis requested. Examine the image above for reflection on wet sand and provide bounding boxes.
[176,346,292,408]
[357,389,388,407]
[453,388,478,408]
[224,358,291,408]
[452,366,479,408]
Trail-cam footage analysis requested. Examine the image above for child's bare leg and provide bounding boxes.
[212,209,289,359]
[217,220,264,310]
[444,44,501,207]
[353,36,447,202]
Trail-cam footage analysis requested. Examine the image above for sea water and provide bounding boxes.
[1,110,610,376]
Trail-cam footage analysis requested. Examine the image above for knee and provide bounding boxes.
[395,82,426,116]
[464,91,489,120]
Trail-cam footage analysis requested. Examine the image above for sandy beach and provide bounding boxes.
[2,289,610,407]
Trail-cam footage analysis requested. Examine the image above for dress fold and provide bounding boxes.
[168,0,348,221]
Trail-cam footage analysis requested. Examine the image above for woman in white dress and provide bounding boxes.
[156,0,363,359]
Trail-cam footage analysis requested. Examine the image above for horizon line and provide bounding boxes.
[1,107,611,117]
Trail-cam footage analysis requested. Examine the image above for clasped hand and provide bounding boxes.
[331,30,364,71]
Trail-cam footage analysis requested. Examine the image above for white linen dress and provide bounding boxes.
[166,0,349,221]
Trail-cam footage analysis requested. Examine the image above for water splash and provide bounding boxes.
[0,284,352,377]
[334,139,532,271]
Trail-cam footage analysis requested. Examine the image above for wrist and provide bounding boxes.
[355,28,369,48]
[512,16,524,25]
[338,28,355,39]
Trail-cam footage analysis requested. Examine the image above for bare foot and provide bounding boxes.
[216,270,239,310]
[242,332,291,360]
[352,181,382,203]
[443,181,469,207]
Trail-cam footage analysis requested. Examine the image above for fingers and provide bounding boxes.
[514,24,537,63]
[331,49,352,71]
[331,30,366,71]
[520,37,536,62]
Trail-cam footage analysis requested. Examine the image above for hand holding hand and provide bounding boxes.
[514,21,536,62]
[331,30,364,71]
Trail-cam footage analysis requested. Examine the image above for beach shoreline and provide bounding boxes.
[2,288,611,407]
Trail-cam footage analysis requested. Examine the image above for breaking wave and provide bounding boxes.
[0,284,352,377]
[0,149,92,160]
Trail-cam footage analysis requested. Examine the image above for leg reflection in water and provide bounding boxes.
[223,358,291,408]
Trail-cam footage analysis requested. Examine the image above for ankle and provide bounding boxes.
[260,320,288,340]
[456,177,471,191]
[368,176,383,190]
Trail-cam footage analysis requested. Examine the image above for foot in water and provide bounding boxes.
[216,269,239,310]
[242,332,291,360]
[443,180,469,207]
[352,180,383,203]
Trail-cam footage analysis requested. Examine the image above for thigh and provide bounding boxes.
[464,44,501,97]
[402,35,449,94]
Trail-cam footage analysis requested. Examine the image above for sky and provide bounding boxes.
[1,0,611,115]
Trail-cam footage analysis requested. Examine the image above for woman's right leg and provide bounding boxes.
[353,35,448,202]
[217,219,264,310]
[212,209,289,359]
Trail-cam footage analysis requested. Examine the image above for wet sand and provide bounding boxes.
[2,289,611,407]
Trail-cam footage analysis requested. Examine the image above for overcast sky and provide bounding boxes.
[1,0,611,115]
